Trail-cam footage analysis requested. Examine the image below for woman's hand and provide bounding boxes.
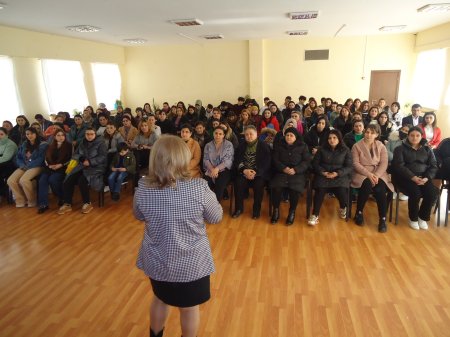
[283,167,295,175]
[369,173,378,186]
[210,167,220,178]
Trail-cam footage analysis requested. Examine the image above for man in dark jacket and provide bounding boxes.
[232,125,271,219]
[402,103,423,127]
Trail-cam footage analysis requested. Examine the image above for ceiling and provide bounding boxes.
[0,0,449,46]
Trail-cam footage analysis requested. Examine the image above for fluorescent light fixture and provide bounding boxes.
[417,3,450,12]
[123,38,147,44]
[286,30,308,36]
[170,19,203,26]
[66,25,101,33]
[202,34,224,40]
[289,11,319,20]
[379,25,406,32]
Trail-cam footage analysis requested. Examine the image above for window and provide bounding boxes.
[0,56,21,123]
[91,63,121,110]
[411,49,446,109]
[42,59,89,114]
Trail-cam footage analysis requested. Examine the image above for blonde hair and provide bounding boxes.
[146,135,191,188]
[138,121,152,138]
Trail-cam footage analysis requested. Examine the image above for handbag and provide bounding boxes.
[65,159,79,175]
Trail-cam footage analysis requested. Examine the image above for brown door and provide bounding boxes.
[368,70,401,106]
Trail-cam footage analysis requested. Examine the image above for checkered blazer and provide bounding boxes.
[134,178,223,282]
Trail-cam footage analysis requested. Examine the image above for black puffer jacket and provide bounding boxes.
[435,137,450,179]
[332,116,352,136]
[271,139,312,193]
[392,139,437,180]
[303,127,330,153]
[312,145,353,188]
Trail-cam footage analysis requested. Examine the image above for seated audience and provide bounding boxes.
[95,113,109,136]
[388,101,403,129]
[156,110,174,134]
[108,142,136,201]
[58,128,107,215]
[119,115,139,146]
[103,122,125,167]
[259,109,280,133]
[68,114,88,149]
[34,114,53,132]
[351,124,394,233]
[0,127,18,202]
[9,115,30,146]
[7,127,47,208]
[402,103,423,127]
[220,122,239,149]
[131,121,160,171]
[435,137,450,180]
[270,127,312,225]
[203,126,234,202]
[343,120,364,149]
[392,127,438,230]
[37,130,72,213]
[333,107,352,136]
[235,109,254,135]
[180,124,202,178]
[386,125,409,163]
[2,120,13,133]
[304,115,330,155]
[419,111,441,150]
[377,111,394,144]
[308,130,352,226]
[192,121,212,151]
[364,106,379,126]
[232,125,271,219]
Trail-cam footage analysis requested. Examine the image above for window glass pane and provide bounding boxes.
[0,56,21,123]
[411,49,446,109]
[42,59,89,113]
[91,63,121,110]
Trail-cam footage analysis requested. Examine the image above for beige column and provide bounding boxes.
[248,40,264,104]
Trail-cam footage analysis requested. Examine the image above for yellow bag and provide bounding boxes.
[65,159,79,175]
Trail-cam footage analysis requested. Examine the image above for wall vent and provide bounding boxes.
[305,49,329,61]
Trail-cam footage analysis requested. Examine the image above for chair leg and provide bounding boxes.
[445,183,449,227]
[346,188,351,221]
[395,189,400,225]
[388,191,393,223]
[228,183,234,216]
[306,180,312,219]
[434,181,444,214]
[98,190,104,208]
[268,187,273,217]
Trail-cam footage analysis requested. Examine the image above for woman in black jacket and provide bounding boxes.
[9,115,30,146]
[332,106,352,137]
[308,130,353,226]
[232,125,271,219]
[392,127,439,230]
[270,127,312,225]
[303,115,330,155]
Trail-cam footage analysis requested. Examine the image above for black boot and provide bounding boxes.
[271,208,279,224]
[286,210,295,226]
[150,328,164,337]
[378,218,387,233]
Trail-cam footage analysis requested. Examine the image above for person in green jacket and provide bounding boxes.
[108,142,136,201]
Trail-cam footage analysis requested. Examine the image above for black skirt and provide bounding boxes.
[150,275,211,308]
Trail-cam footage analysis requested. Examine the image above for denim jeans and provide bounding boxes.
[108,171,128,193]
[38,171,65,207]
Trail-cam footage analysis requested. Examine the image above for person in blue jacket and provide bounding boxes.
[7,127,47,207]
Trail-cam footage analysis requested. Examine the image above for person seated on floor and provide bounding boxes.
[232,125,271,220]
[343,119,365,149]
[7,127,47,208]
[304,115,330,156]
[270,127,312,226]
[308,129,353,226]
[58,127,107,215]
[419,111,441,150]
[180,124,202,178]
[131,120,160,172]
[37,129,72,214]
[203,126,234,202]
[0,127,18,204]
[392,126,439,230]
[108,142,136,201]
[351,124,394,233]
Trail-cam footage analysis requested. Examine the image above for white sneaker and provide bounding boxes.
[339,207,347,219]
[399,193,409,201]
[308,215,319,226]
[418,218,429,230]
[409,220,420,230]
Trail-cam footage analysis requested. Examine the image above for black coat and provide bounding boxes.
[233,140,271,181]
[332,117,352,136]
[312,146,353,188]
[9,125,28,146]
[271,139,312,193]
[303,127,330,153]
[343,131,362,149]
[392,139,437,180]
[435,137,450,180]
[402,115,423,127]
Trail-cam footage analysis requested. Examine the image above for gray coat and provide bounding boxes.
[67,136,107,192]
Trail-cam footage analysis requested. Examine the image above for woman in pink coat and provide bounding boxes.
[351,124,394,233]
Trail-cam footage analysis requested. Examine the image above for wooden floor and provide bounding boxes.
[1,190,450,337]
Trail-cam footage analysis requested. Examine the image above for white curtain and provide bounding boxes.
[91,63,121,110]
[0,56,22,123]
[42,59,89,114]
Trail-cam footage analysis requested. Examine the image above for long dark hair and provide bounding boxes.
[422,111,437,128]
[45,130,72,164]
[25,127,40,152]
[323,129,344,150]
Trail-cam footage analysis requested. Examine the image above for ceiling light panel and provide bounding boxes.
[202,34,224,40]
[66,25,101,33]
[417,3,450,12]
[170,19,203,26]
[123,38,147,44]
[287,30,308,36]
[289,11,319,20]
[379,25,407,31]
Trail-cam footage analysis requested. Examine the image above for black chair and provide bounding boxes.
[434,179,449,227]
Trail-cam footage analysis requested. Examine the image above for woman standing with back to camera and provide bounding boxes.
[134,136,223,337]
